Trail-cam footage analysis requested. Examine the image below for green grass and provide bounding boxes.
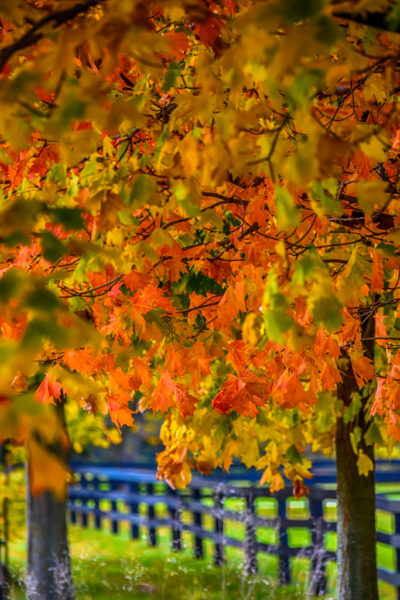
[8,523,326,600]
[5,495,400,599]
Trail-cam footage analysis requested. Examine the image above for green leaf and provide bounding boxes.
[263,309,293,344]
[377,242,396,256]
[129,175,152,206]
[162,60,181,93]
[350,426,362,454]
[47,164,67,186]
[386,1,400,32]
[314,15,339,45]
[312,295,343,330]
[343,396,362,424]
[289,69,324,107]
[80,159,97,181]
[40,231,67,262]
[21,318,66,350]
[292,254,320,287]
[279,0,323,23]
[308,275,343,330]
[50,208,84,230]
[3,231,30,247]
[154,125,169,163]
[275,186,299,230]
[23,288,61,312]
[311,180,343,216]
[284,444,302,464]
[59,95,86,130]
[9,71,39,97]
[0,269,24,302]
[365,421,384,446]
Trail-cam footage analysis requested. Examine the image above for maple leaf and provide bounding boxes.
[164,32,189,59]
[129,356,151,388]
[2,3,400,589]
[350,353,375,388]
[150,372,197,418]
[28,438,69,498]
[370,249,384,292]
[213,371,266,416]
[107,393,134,430]
[225,340,248,373]
[35,374,63,405]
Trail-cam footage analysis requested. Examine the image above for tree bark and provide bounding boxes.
[336,415,378,600]
[335,313,378,600]
[26,404,74,600]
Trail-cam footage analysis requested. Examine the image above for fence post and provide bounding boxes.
[110,481,119,534]
[69,491,77,525]
[244,487,258,575]
[1,497,9,600]
[193,488,204,559]
[93,476,101,530]
[81,474,88,528]
[309,491,326,595]
[277,492,290,585]
[214,485,225,566]
[395,511,400,600]
[129,482,139,540]
[147,483,157,546]
[169,489,182,551]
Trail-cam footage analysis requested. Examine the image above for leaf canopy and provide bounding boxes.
[0,0,399,490]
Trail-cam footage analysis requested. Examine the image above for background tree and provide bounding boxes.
[0,1,400,599]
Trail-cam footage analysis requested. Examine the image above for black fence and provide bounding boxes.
[0,498,9,600]
[69,460,400,598]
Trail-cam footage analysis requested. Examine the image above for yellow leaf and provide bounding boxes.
[274,186,299,230]
[242,312,263,346]
[357,451,374,477]
[355,180,388,214]
[359,137,387,162]
[27,439,69,498]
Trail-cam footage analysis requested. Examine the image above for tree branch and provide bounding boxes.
[333,8,399,33]
[0,0,106,73]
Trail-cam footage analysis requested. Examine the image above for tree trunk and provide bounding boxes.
[336,416,378,600]
[335,312,378,600]
[26,404,74,600]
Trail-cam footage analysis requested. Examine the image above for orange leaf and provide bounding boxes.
[164,32,189,59]
[35,374,63,405]
[370,249,384,292]
[350,353,375,387]
[28,439,69,498]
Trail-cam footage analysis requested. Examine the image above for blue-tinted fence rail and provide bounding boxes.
[68,461,400,598]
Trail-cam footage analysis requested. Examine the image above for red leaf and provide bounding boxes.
[213,372,266,416]
[35,375,63,405]
[164,32,189,59]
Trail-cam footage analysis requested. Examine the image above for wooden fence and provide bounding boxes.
[0,498,9,600]
[69,460,400,598]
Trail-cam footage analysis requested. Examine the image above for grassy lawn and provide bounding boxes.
[5,493,399,600]
[8,523,325,600]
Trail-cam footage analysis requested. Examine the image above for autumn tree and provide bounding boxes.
[0,1,400,599]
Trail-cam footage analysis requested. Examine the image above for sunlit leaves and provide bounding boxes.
[50,208,84,230]
[311,180,342,216]
[0,268,24,302]
[40,232,67,262]
[355,180,388,215]
[274,186,299,230]
[0,0,399,492]
[308,278,343,330]
[278,0,324,23]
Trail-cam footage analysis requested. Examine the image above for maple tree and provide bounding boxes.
[0,1,400,599]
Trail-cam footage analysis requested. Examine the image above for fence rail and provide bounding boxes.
[68,461,400,598]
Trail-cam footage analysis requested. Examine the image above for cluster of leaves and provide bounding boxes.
[0,0,400,492]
